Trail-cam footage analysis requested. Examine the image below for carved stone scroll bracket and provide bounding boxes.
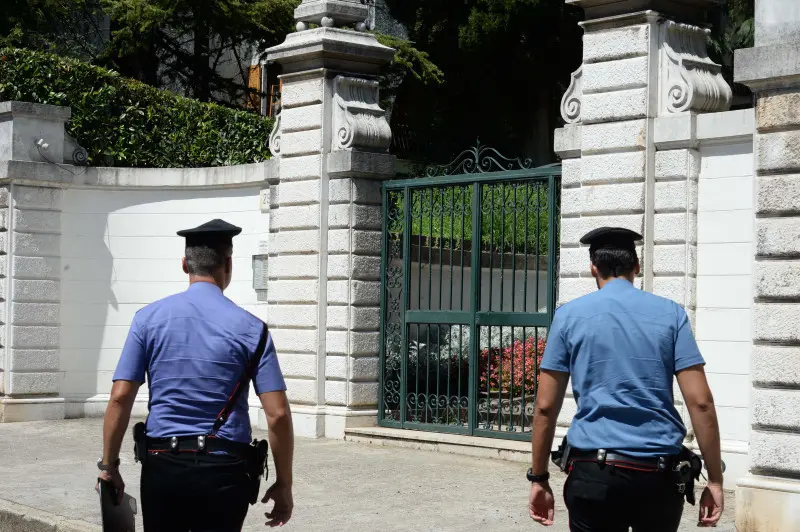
[561,65,583,125]
[660,21,732,115]
[63,133,88,166]
[332,75,392,152]
[269,111,282,157]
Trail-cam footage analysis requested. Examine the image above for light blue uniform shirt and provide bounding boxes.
[113,282,286,444]
[540,279,704,457]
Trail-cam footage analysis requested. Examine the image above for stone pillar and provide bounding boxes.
[556,1,730,308]
[734,1,800,528]
[555,0,731,466]
[0,102,68,422]
[266,0,395,438]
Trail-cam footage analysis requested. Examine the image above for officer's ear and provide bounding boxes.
[182,257,189,274]
[589,262,599,279]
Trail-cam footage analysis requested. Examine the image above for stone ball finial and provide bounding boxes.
[321,16,335,27]
[296,21,308,32]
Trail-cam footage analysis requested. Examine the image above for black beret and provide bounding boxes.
[580,227,642,248]
[177,219,242,246]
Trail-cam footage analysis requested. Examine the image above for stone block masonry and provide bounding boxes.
[558,0,736,482]
[555,13,653,304]
[734,1,800,528]
[0,182,65,422]
[266,9,394,438]
[266,72,326,423]
[557,3,730,313]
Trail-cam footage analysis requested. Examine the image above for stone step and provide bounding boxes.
[344,425,568,464]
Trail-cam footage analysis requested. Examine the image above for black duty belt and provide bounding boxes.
[145,435,251,458]
[568,449,670,472]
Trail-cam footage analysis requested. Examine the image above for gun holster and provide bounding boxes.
[671,445,703,505]
[132,422,147,464]
[246,439,270,505]
[550,436,572,472]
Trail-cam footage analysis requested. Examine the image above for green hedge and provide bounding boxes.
[0,48,274,168]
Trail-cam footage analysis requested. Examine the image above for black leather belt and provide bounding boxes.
[569,449,670,471]
[145,435,251,457]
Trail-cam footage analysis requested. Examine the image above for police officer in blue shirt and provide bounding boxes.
[527,227,724,531]
[96,219,295,531]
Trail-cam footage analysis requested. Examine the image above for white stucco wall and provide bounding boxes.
[52,167,270,418]
[695,139,755,483]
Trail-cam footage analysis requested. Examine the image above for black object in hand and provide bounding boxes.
[98,478,137,532]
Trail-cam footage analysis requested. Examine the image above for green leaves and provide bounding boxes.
[0,47,274,168]
[374,32,444,86]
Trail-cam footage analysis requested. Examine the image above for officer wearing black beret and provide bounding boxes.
[527,227,724,530]
[98,219,295,530]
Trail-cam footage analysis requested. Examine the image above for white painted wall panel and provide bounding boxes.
[697,341,751,375]
[699,143,755,179]
[697,243,753,275]
[696,308,753,342]
[59,186,268,405]
[717,406,751,442]
[698,176,754,212]
[697,211,754,244]
[695,140,754,451]
[696,276,753,309]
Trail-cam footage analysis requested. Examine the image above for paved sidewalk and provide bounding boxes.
[0,419,736,531]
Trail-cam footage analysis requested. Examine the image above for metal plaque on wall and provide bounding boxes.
[252,254,268,292]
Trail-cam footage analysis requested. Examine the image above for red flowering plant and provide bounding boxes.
[479,337,546,397]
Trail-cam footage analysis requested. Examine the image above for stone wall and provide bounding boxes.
[556,0,754,484]
[735,2,800,523]
[266,2,395,438]
[7,184,63,418]
[59,185,268,418]
[0,103,272,422]
[324,177,383,435]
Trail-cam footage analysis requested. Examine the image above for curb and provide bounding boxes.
[0,498,100,532]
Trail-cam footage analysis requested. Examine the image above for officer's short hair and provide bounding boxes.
[581,227,642,279]
[185,243,232,276]
[590,246,638,278]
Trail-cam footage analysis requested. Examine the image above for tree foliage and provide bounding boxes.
[100,0,298,102]
[0,47,274,167]
[383,0,584,165]
[383,0,758,163]
[0,0,299,105]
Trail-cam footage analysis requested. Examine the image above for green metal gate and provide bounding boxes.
[378,143,561,441]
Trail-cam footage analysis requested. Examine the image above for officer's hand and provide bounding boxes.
[95,469,125,505]
[529,481,555,526]
[263,481,293,527]
[698,482,724,527]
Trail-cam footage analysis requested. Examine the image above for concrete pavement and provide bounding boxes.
[0,419,736,531]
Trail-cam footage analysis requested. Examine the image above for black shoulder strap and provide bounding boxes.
[211,321,270,436]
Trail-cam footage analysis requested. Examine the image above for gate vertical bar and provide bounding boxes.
[546,174,559,324]
[400,185,412,427]
[378,184,389,424]
[468,182,482,435]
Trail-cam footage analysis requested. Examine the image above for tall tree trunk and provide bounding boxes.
[523,87,554,165]
[193,13,210,102]
[106,21,159,88]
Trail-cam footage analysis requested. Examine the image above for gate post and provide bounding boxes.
[0,102,68,422]
[734,1,800,528]
[265,2,396,438]
[555,0,730,312]
[554,0,731,452]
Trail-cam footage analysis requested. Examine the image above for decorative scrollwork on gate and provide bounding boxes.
[423,139,533,177]
[382,189,405,421]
